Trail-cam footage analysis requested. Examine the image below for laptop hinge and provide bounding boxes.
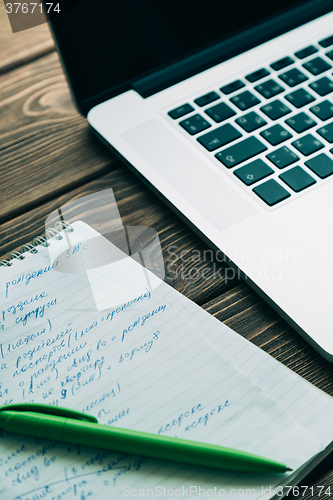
[132,0,332,98]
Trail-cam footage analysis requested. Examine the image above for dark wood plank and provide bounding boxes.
[0,167,237,303]
[0,3,332,490]
[299,457,333,499]
[0,167,332,487]
[1,163,332,394]
[2,164,333,392]
[307,471,333,498]
[0,1,54,73]
[203,285,333,395]
[0,52,116,223]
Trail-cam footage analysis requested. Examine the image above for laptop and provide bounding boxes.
[46,0,333,361]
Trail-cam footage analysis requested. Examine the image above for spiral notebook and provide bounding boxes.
[1,221,333,500]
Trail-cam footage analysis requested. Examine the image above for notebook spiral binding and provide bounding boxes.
[0,221,74,268]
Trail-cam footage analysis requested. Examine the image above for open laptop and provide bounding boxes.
[46,0,333,361]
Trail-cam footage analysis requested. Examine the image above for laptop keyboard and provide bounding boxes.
[167,34,333,207]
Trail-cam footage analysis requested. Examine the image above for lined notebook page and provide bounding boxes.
[0,221,333,500]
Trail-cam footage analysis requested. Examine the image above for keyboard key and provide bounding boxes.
[260,100,291,120]
[254,80,284,99]
[279,68,308,87]
[235,111,266,132]
[245,68,270,83]
[168,104,194,119]
[302,57,332,75]
[295,45,318,59]
[194,92,220,107]
[205,102,236,122]
[305,153,333,178]
[197,123,242,151]
[319,35,333,48]
[253,179,290,206]
[234,159,273,185]
[285,113,316,133]
[260,124,292,146]
[270,57,294,71]
[310,101,333,121]
[220,80,245,95]
[279,166,316,192]
[215,136,267,168]
[317,122,333,143]
[292,135,324,156]
[309,76,333,96]
[285,88,315,108]
[179,114,211,135]
[230,91,260,111]
[266,146,299,169]
[326,49,333,61]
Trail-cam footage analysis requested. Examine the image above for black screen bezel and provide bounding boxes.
[46,0,333,116]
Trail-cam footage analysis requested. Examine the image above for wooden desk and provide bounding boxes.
[0,6,332,495]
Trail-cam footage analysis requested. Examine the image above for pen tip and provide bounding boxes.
[286,467,293,472]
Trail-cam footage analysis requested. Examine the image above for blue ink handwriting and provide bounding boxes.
[5,292,48,317]
[105,289,151,323]
[184,401,230,433]
[121,317,140,342]
[157,404,203,435]
[118,331,160,363]
[15,299,57,327]
[106,407,130,426]
[141,304,166,326]
[5,261,59,298]
[82,383,121,413]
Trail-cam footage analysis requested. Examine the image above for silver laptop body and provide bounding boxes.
[49,2,333,360]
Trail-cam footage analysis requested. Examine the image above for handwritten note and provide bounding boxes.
[1,222,333,500]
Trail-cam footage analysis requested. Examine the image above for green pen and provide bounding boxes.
[0,403,291,474]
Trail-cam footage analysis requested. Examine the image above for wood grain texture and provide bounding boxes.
[0,52,116,223]
[1,19,332,487]
[1,166,332,395]
[282,473,333,500]
[0,168,238,303]
[204,284,333,395]
[0,0,54,73]
[299,457,333,499]
[309,472,333,496]
[1,167,332,487]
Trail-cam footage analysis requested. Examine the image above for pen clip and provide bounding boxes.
[0,404,98,423]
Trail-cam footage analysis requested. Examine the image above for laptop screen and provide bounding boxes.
[50,0,314,107]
